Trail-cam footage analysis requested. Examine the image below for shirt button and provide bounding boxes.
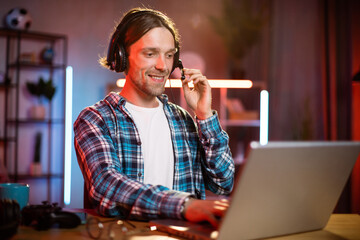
[138,172,142,177]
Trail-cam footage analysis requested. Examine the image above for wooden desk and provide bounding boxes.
[268,214,360,240]
[11,214,360,240]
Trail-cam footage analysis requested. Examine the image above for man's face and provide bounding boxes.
[126,27,176,98]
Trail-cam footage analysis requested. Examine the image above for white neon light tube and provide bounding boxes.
[64,66,73,205]
[116,79,253,89]
[260,90,269,145]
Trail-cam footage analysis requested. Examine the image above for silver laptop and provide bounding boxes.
[150,141,360,240]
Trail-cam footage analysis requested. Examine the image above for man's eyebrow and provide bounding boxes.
[142,47,177,53]
[168,48,178,53]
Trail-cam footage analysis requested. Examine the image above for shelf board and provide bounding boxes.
[8,62,66,70]
[0,82,16,88]
[9,173,63,180]
[0,28,67,41]
[251,81,267,89]
[221,119,260,127]
[7,118,64,124]
[0,137,16,142]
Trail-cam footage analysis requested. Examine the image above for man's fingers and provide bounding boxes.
[215,199,229,206]
[212,199,230,219]
[206,213,221,228]
[181,68,205,83]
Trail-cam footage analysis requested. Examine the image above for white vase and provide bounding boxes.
[29,105,46,120]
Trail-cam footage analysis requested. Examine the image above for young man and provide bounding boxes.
[74,8,234,227]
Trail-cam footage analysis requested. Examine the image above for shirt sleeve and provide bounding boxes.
[74,108,192,220]
[196,111,235,195]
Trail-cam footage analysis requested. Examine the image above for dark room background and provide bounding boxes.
[0,0,359,212]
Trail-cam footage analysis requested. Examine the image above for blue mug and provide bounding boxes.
[0,183,29,210]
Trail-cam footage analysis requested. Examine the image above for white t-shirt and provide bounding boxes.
[125,99,174,189]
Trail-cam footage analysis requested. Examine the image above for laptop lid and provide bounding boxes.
[151,141,360,240]
[217,141,360,239]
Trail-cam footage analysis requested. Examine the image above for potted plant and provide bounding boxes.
[26,77,56,120]
[208,0,268,78]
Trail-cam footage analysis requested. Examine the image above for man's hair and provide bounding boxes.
[99,7,180,72]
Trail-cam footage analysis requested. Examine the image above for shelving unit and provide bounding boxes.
[219,82,266,126]
[0,28,67,205]
[218,82,268,164]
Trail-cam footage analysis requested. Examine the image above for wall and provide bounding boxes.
[268,0,325,140]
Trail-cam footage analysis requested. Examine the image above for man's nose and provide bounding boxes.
[155,55,166,71]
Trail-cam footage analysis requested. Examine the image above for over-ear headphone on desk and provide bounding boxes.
[106,9,181,73]
[0,199,21,239]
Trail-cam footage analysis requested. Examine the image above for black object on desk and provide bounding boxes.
[21,201,81,230]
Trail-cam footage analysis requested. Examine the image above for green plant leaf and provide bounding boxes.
[208,0,268,60]
[26,82,42,97]
[44,79,56,101]
[26,77,56,102]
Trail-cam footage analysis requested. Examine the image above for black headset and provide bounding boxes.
[0,199,20,239]
[106,9,180,73]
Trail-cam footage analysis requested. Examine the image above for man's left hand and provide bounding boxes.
[181,68,212,120]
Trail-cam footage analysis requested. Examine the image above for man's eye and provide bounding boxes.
[146,52,154,57]
[166,53,174,58]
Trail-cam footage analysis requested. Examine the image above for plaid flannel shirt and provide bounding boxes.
[74,92,234,220]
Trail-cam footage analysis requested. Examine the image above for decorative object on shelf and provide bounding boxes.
[26,77,56,120]
[30,132,42,176]
[19,52,37,64]
[4,8,32,30]
[226,98,258,120]
[40,46,54,64]
[28,105,46,120]
[208,0,267,78]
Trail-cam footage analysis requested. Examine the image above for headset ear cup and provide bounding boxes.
[106,29,121,72]
[117,44,127,72]
[13,200,20,223]
[113,46,121,72]
[172,51,180,73]
[0,199,20,239]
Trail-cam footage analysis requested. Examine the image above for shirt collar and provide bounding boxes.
[104,92,169,109]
